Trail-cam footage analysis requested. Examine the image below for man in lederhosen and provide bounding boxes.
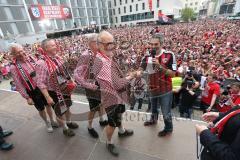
[36,39,78,137]
[93,31,136,156]
[74,33,108,138]
[10,43,58,133]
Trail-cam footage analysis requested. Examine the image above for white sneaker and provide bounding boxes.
[46,122,53,133]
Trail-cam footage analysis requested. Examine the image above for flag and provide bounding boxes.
[149,0,152,11]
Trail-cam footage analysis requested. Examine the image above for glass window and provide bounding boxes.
[142,3,145,10]
[157,0,160,8]
[115,17,118,23]
[118,8,121,14]
[130,5,132,12]
[136,4,138,11]
[124,6,126,13]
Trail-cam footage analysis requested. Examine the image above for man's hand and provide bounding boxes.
[195,124,208,135]
[202,112,219,123]
[46,96,55,106]
[27,98,34,105]
[152,58,161,66]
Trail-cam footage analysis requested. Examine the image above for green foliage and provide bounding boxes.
[181,7,196,22]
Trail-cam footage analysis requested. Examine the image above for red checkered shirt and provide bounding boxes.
[10,60,36,99]
[35,55,64,91]
[73,50,98,90]
[93,53,130,108]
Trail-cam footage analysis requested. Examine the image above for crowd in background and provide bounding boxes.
[0,19,239,116]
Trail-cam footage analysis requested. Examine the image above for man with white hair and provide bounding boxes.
[74,33,108,139]
[93,31,136,156]
[9,43,58,133]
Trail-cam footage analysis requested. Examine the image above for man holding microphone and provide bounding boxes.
[139,33,177,137]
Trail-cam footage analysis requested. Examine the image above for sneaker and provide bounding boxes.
[51,121,59,128]
[158,130,172,137]
[144,120,157,126]
[2,130,13,138]
[46,122,53,133]
[99,120,108,127]
[106,143,119,157]
[88,128,99,138]
[118,129,134,137]
[0,142,13,151]
[63,129,75,137]
[67,122,79,129]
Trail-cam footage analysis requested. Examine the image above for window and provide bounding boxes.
[195,2,198,5]
[157,0,160,8]
[115,17,118,23]
[136,4,138,11]
[124,6,126,13]
[130,5,132,12]
[190,3,193,6]
[113,9,115,15]
[118,8,121,14]
[142,3,145,10]
[132,0,134,2]
[185,4,188,7]
[114,0,116,6]
[125,0,127,4]
[120,0,122,5]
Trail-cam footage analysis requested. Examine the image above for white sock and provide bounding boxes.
[107,139,114,144]
[63,123,69,130]
[88,123,93,129]
[66,120,71,124]
[118,126,125,134]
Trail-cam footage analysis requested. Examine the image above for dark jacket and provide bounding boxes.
[200,106,240,160]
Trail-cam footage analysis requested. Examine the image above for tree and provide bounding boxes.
[181,7,196,22]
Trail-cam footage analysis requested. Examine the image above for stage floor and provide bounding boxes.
[0,90,204,160]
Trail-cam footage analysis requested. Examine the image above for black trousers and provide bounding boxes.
[0,125,4,145]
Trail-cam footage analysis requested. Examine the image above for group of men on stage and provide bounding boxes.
[7,31,177,156]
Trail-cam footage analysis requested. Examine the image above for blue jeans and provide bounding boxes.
[150,92,173,132]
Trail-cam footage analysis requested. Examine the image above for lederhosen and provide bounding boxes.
[85,53,101,111]
[14,60,48,111]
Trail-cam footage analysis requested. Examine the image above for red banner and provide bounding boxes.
[149,0,152,11]
[29,5,72,20]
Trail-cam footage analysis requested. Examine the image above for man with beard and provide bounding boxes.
[140,33,177,137]
[74,34,108,139]
[92,31,136,156]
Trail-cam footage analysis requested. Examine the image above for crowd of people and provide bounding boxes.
[0,19,240,159]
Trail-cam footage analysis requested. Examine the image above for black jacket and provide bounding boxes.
[200,106,240,160]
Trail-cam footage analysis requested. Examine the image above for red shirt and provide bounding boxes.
[201,82,220,105]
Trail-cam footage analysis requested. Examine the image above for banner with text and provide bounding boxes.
[29,5,72,20]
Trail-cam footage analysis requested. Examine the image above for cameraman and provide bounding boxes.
[175,72,200,118]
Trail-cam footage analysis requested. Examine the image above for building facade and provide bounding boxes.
[108,0,183,26]
[0,0,110,39]
[180,0,208,13]
[215,0,239,15]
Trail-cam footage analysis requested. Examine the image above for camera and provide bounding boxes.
[187,71,193,77]
[186,80,194,89]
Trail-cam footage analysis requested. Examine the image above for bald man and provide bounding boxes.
[74,34,108,139]
[9,43,58,133]
[92,31,136,156]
